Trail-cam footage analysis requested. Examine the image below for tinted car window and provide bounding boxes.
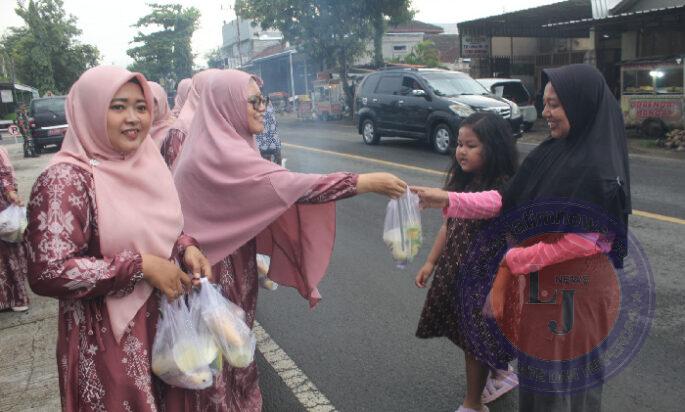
[421,72,489,97]
[375,75,401,95]
[360,75,380,94]
[501,82,530,105]
[401,76,423,94]
[31,98,66,115]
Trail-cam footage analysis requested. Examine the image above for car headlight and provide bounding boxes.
[503,98,521,118]
[449,102,475,117]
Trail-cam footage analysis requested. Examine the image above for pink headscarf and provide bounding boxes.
[51,66,184,343]
[148,81,173,148]
[170,69,220,135]
[173,69,336,307]
[171,78,191,117]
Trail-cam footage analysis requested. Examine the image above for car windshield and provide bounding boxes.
[32,98,66,114]
[421,72,490,97]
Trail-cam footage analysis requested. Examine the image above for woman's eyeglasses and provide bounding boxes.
[247,94,267,110]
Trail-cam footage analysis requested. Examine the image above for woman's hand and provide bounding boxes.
[357,173,407,199]
[6,191,23,206]
[142,254,192,301]
[183,245,213,286]
[410,186,449,209]
[415,261,435,288]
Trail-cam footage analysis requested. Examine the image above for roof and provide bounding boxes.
[251,43,289,60]
[388,20,444,34]
[425,34,461,63]
[457,0,592,37]
[544,2,685,28]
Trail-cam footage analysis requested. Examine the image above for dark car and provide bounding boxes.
[354,68,523,154]
[29,96,67,153]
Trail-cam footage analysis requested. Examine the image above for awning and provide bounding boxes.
[543,3,685,29]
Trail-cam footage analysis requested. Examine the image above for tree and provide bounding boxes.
[236,0,373,109]
[365,0,414,68]
[0,0,100,95]
[205,47,224,69]
[395,40,440,68]
[127,3,200,83]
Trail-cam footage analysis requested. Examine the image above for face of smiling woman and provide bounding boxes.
[542,82,571,139]
[246,80,266,135]
[106,81,151,154]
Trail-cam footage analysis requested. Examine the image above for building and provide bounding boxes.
[220,18,283,69]
[0,54,39,121]
[356,20,445,65]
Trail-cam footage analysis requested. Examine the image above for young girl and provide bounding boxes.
[25,66,211,411]
[415,111,518,412]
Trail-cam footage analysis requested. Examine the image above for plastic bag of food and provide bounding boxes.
[383,188,422,268]
[0,205,27,243]
[151,297,218,389]
[256,254,278,291]
[193,278,256,368]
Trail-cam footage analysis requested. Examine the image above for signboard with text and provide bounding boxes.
[0,90,13,103]
[461,35,490,58]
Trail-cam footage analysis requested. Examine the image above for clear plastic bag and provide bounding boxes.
[383,188,423,268]
[151,297,219,390]
[0,205,27,243]
[192,278,256,368]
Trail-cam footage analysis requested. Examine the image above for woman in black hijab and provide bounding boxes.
[413,64,631,411]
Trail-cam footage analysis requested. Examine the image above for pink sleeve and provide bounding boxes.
[298,172,358,203]
[442,190,503,219]
[505,233,609,275]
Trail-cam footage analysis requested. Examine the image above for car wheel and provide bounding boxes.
[361,118,381,145]
[431,123,452,155]
[640,117,667,139]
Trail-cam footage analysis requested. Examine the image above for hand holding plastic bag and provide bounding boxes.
[192,278,256,368]
[0,205,27,243]
[383,188,423,268]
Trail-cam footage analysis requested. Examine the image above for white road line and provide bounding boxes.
[254,321,337,412]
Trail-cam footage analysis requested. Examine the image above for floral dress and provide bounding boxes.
[25,163,198,411]
[162,172,358,412]
[160,128,186,170]
[0,155,29,310]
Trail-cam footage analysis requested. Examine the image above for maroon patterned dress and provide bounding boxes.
[160,128,186,169]
[162,172,358,412]
[25,163,198,411]
[0,156,29,310]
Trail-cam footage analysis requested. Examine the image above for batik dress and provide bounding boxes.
[0,154,29,310]
[160,129,187,169]
[26,163,198,412]
[162,172,358,412]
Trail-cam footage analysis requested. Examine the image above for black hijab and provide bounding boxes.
[500,64,631,267]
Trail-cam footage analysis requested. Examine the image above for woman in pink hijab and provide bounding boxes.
[171,77,191,117]
[161,70,218,169]
[148,81,174,148]
[25,66,211,411]
[0,146,30,312]
[169,69,406,410]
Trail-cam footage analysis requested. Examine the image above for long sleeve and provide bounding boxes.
[443,190,503,219]
[505,233,609,275]
[172,233,199,271]
[26,163,144,300]
[161,128,187,169]
[298,172,358,203]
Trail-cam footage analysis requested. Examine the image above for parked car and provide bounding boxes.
[477,78,537,131]
[29,95,67,153]
[354,68,523,155]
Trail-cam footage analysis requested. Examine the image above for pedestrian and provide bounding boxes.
[171,78,191,117]
[254,97,282,164]
[0,146,30,312]
[148,81,174,148]
[414,112,518,412]
[161,70,218,169]
[14,103,37,157]
[413,64,631,412]
[169,69,407,411]
[25,66,211,411]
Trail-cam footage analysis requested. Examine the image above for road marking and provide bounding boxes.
[254,321,337,412]
[283,142,685,226]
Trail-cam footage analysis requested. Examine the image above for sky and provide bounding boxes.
[0,0,555,68]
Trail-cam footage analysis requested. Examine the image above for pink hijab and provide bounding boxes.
[51,66,184,343]
[173,69,336,307]
[170,69,219,135]
[148,81,173,148]
[171,78,191,117]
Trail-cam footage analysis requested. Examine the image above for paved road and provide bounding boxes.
[1,118,683,411]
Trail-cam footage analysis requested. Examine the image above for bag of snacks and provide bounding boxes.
[383,188,422,268]
[0,205,27,243]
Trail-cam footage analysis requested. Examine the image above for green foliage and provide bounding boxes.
[205,47,224,69]
[365,0,414,67]
[0,0,100,95]
[397,40,440,67]
[127,3,200,83]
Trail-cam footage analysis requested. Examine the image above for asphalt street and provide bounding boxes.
[0,119,683,411]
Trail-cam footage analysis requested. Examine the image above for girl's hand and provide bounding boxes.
[415,261,435,288]
[410,186,449,209]
[183,245,213,286]
[142,254,192,301]
[6,191,23,206]
[357,173,407,199]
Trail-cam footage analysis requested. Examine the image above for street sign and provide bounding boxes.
[7,125,20,137]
